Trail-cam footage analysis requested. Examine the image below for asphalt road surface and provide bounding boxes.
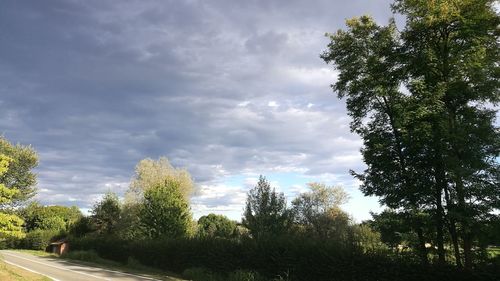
[0,250,170,281]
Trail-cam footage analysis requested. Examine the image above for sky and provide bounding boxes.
[0,0,397,222]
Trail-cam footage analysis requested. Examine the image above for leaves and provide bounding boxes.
[243,176,290,238]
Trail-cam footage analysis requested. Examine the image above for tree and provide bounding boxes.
[91,192,121,235]
[114,202,145,240]
[368,210,407,250]
[242,176,290,238]
[197,214,237,239]
[0,136,38,206]
[291,183,350,239]
[352,223,385,252]
[19,202,82,232]
[0,154,25,241]
[393,0,499,268]
[322,0,499,267]
[127,157,194,203]
[69,216,93,238]
[140,179,192,239]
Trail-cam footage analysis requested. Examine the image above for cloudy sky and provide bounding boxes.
[0,0,397,221]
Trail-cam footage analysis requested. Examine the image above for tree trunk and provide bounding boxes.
[434,188,446,265]
[455,178,472,269]
[444,186,462,267]
[415,223,429,265]
[431,124,447,265]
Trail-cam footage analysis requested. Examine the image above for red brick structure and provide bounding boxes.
[48,240,69,255]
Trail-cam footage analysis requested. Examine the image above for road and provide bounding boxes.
[0,250,171,281]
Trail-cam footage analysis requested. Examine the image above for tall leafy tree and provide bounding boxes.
[291,183,350,239]
[127,157,194,203]
[140,179,192,239]
[0,136,38,206]
[242,176,289,238]
[91,192,121,235]
[321,15,435,264]
[19,202,82,232]
[322,0,499,268]
[0,154,25,241]
[197,214,236,239]
[393,0,499,268]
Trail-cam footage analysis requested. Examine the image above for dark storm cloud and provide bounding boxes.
[0,0,393,210]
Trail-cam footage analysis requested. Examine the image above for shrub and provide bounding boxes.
[22,229,60,250]
[183,267,266,281]
[61,250,101,263]
[68,235,500,281]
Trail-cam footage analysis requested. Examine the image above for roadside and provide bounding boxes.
[0,258,51,281]
[11,249,185,281]
[1,250,185,281]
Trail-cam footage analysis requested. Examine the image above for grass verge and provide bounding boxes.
[487,247,500,259]
[11,249,56,258]
[59,250,186,281]
[0,258,51,281]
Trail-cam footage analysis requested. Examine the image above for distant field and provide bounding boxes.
[487,247,500,258]
[0,258,51,281]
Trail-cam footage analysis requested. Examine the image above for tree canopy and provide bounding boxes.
[0,136,38,206]
[140,179,192,239]
[322,0,499,268]
[242,176,289,238]
[127,157,194,203]
[0,154,25,241]
[91,192,121,235]
[197,213,236,239]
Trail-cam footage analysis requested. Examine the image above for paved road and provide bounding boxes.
[0,250,170,281]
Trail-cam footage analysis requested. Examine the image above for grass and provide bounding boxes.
[11,249,185,280]
[59,250,186,281]
[11,249,56,258]
[0,259,51,281]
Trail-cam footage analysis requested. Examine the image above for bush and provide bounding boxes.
[0,235,23,249]
[68,235,500,281]
[183,267,266,281]
[22,229,60,250]
[61,250,101,263]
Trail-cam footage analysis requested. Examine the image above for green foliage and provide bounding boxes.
[368,210,408,248]
[0,154,25,244]
[114,202,145,240]
[478,216,500,247]
[243,176,290,238]
[19,202,82,232]
[22,229,60,250]
[322,0,499,267]
[69,216,94,238]
[68,235,500,281]
[0,212,25,240]
[60,250,120,265]
[91,192,121,234]
[127,157,194,203]
[352,224,387,253]
[0,136,39,205]
[0,155,18,204]
[198,214,237,239]
[291,183,350,239]
[183,267,266,281]
[140,179,192,239]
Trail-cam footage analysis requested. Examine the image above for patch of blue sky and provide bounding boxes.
[218,172,382,222]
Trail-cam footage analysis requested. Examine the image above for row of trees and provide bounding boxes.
[321,0,499,268]
[243,177,356,241]
[75,159,367,248]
